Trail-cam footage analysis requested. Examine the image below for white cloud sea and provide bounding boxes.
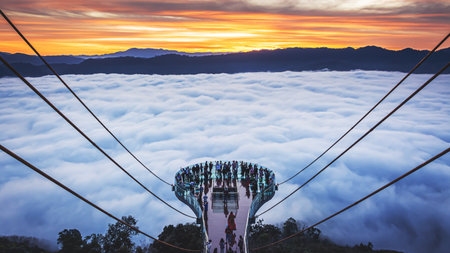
[0,71,449,252]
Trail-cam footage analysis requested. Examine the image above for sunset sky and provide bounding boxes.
[0,0,449,55]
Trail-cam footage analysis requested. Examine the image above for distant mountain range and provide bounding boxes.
[78,48,226,59]
[0,46,448,77]
[0,48,224,65]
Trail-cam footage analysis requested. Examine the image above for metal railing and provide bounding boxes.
[174,161,276,253]
[173,177,208,252]
[244,175,276,253]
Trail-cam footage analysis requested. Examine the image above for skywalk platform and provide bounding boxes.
[174,161,276,253]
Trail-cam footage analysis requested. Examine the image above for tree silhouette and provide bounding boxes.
[82,233,104,253]
[150,223,202,253]
[57,229,82,253]
[282,218,298,237]
[103,215,138,253]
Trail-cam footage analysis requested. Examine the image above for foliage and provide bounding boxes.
[103,216,138,253]
[248,218,402,253]
[282,217,298,237]
[1,216,403,253]
[82,234,104,253]
[54,215,138,253]
[150,223,202,253]
[0,236,51,253]
[248,219,283,253]
[57,229,83,253]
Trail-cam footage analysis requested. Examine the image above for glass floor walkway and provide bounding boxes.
[174,161,276,253]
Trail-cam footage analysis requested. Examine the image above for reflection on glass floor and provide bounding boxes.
[174,161,276,253]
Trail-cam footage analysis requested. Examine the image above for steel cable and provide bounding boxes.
[0,9,172,186]
[0,144,200,252]
[252,146,449,251]
[279,33,449,185]
[0,55,195,219]
[257,62,449,217]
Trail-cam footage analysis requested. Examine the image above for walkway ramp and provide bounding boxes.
[174,161,276,253]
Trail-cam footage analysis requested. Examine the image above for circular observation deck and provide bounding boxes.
[174,161,276,253]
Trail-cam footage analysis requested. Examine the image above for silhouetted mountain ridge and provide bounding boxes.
[0,52,85,65]
[0,47,225,66]
[0,46,448,77]
[78,47,225,58]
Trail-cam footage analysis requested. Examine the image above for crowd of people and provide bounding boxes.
[175,161,276,253]
[208,235,244,253]
[175,160,275,194]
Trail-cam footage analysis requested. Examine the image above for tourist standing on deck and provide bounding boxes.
[204,195,209,218]
[228,212,236,230]
[204,200,208,212]
[238,236,244,253]
[220,238,225,253]
[225,227,232,244]
[206,240,212,253]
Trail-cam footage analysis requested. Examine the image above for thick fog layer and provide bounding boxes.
[0,71,448,252]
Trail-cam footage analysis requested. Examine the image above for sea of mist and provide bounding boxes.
[0,71,449,252]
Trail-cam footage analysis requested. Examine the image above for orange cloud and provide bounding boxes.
[1,2,449,55]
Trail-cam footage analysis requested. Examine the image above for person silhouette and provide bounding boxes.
[219,238,225,253]
[228,211,236,230]
[206,240,212,253]
[238,235,244,253]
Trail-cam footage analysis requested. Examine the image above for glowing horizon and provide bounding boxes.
[0,0,449,55]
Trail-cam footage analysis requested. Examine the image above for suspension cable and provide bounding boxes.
[0,55,195,219]
[278,33,449,185]
[252,146,449,251]
[257,63,449,217]
[0,144,200,252]
[0,9,171,186]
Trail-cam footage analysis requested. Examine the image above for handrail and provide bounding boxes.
[245,179,276,252]
[173,184,208,252]
[174,161,276,253]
